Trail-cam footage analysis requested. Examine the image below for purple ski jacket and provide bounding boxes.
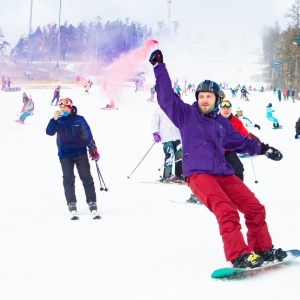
[154,64,262,178]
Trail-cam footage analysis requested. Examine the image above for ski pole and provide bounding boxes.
[158,163,164,171]
[158,157,182,171]
[250,156,258,183]
[127,142,156,178]
[95,161,108,191]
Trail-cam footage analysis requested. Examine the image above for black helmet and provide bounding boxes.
[195,80,222,108]
[268,103,272,107]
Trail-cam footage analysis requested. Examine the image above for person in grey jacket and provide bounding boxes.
[149,49,286,269]
[151,106,183,183]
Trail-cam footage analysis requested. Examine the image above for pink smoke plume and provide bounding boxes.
[103,39,158,104]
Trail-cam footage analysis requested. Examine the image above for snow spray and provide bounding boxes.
[104,39,158,104]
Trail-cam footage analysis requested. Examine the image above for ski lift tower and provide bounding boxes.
[26,0,33,79]
[167,0,173,30]
[272,60,282,91]
[293,33,300,96]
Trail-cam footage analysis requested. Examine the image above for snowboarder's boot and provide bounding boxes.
[256,247,287,262]
[231,253,264,269]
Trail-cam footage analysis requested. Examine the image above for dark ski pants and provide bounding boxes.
[51,95,59,105]
[186,173,273,261]
[60,155,96,205]
[162,140,182,178]
[225,151,244,181]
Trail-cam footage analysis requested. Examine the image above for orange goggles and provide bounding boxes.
[220,101,232,108]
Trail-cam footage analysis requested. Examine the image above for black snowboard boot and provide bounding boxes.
[256,247,287,262]
[231,253,264,269]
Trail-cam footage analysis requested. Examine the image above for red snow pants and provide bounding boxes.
[186,173,273,261]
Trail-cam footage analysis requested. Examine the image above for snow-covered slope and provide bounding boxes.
[0,53,299,300]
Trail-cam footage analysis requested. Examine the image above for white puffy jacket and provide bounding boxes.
[151,106,181,143]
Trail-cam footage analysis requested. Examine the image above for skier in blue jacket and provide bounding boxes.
[149,49,287,269]
[46,98,100,219]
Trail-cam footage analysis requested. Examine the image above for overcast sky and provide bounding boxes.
[0,0,296,59]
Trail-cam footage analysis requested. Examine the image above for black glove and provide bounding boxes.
[260,143,283,161]
[254,124,261,130]
[149,50,163,67]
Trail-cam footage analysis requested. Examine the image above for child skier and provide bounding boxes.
[16,97,34,124]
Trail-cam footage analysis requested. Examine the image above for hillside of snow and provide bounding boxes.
[0,49,300,300]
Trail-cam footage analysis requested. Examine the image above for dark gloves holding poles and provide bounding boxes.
[260,143,282,161]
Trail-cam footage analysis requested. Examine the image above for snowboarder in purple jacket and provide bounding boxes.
[149,49,287,269]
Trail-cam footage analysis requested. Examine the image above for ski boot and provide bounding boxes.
[186,194,202,204]
[88,202,101,219]
[168,175,185,184]
[68,202,78,220]
[159,175,172,183]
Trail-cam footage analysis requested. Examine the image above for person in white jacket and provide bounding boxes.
[151,106,183,183]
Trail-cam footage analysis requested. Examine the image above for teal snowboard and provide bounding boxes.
[211,249,300,279]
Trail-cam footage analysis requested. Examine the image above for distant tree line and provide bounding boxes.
[0,17,176,68]
[9,18,158,65]
[262,0,300,94]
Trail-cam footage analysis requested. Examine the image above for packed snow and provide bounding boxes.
[1,52,300,300]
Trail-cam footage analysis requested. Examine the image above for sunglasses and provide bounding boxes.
[220,101,232,108]
[59,103,66,106]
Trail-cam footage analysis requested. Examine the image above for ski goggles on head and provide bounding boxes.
[220,100,232,108]
[58,98,73,107]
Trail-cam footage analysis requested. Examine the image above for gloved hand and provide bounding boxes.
[149,50,163,67]
[260,143,282,161]
[153,132,161,143]
[254,124,261,130]
[91,149,100,161]
[88,139,100,161]
[295,133,299,139]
